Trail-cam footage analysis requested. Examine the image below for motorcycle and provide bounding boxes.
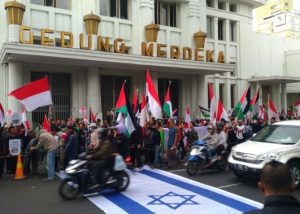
[186,140,228,176]
[58,154,130,200]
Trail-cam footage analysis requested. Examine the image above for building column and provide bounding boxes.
[225,73,231,110]
[191,76,198,118]
[8,62,22,113]
[198,75,208,109]
[271,84,281,112]
[214,74,220,101]
[87,67,100,116]
[281,83,287,113]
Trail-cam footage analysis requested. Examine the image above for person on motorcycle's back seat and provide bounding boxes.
[201,124,220,163]
[216,123,227,152]
[86,128,113,186]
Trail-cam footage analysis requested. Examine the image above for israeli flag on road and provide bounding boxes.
[87,166,262,214]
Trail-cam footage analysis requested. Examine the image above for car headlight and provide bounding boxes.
[257,152,282,161]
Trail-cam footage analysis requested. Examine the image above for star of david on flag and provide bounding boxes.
[148,191,199,210]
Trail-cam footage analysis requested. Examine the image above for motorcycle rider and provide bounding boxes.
[201,124,220,164]
[86,128,113,187]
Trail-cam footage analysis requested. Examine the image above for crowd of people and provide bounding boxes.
[0,112,272,181]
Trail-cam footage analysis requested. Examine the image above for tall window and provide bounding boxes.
[218,19,225,40]
[30,0,71,9]
[207,16,214,39]
[155,0,177,27]
[206,0,214,8]
[229,3,237,12]
[218,0,225,10]
[100,0,128,19]
[229,21,237,42]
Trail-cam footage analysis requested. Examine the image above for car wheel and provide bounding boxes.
[233,171,245,179]
[288,162,300,188]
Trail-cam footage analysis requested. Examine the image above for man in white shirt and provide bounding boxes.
[236,120,245,143]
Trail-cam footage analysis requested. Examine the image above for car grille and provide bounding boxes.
[232,155,264,164]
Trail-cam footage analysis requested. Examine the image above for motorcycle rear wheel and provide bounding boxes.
[59,178,80,200]
[186,161,199,176]
[114,171,130,192]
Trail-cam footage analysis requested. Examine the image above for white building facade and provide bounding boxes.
[1,0,300,125]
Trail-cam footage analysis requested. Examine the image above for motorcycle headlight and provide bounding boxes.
[65,169,76,174]
[257,152,282,161]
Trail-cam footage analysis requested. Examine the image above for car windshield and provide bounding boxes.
[252,125,300,145]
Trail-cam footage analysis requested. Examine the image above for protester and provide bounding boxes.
[245,161,300,214]
[23,131,39,176]
[33,130,59,181]
[167,119,179,169]
[143,125,155,165]
[129,126,143,169]
[64,125,77,169]
[236,120,246,144]
[185,122,198,150]
[151,122,162,168]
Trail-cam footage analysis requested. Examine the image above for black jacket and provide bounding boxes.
[245,195,300,214]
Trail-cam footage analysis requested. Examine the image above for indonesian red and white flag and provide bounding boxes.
[146,69,162,119]
[8,77,53,112]
[268,94,279,122]
[0,103,5,126]
[184,106,191,129]
[208,84,217,122]
[140,93,148,127]
[294,100,300,117]
[21,106,31,130]
[216,99,229,122]
[42,114,51,132]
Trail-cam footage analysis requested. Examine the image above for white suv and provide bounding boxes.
[228,120,300,187]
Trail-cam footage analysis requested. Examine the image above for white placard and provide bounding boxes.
[9,139,21,156]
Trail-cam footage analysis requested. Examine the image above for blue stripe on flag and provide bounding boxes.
[140,169,258,213]
[103,192,155,214]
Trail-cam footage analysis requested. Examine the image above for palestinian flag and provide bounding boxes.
[163,82,172,118]
[250,86,260,119]
[208,84,217,122]
[116,82,137,136]
[199,105,210,119]
[268,94,279,122]
[0,103,5,127]
[146,69,162,119]
[233,86,251,120]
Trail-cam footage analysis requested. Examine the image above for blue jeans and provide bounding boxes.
[47,149,57,179]
[207,148,216,159]
[154,145,161,167]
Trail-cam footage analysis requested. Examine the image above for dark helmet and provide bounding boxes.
[216,122,224,130]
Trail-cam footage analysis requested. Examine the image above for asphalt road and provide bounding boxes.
[1,167,300,214]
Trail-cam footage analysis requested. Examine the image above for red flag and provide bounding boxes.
[89,107,96,123]
[268,94,279,122]
[0,102,5,126]
[8,77,53,112]
[42,114,51,132]
[146,69,162,119]
[132,88,139,114]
